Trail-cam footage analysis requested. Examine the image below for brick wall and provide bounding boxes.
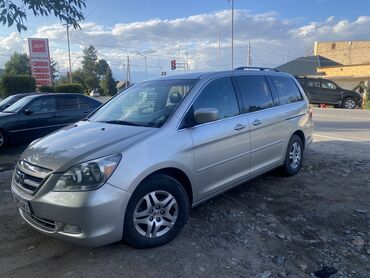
[314,41,370,65]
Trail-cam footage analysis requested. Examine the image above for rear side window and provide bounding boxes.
[192,77,239,121]
[78,96,94,109]
[57,96,79,111]
[307,79,320,88]
[235,75,274,113]
[271,76,303,105]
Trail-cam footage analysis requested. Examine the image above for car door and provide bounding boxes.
[56,95,85,126]
[184,76,251,199]
[12,96,60,140]
[321,79,342,104]
[304,79,321,103]
[234,74,286,176]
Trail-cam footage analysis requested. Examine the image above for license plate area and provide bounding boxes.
[13,193,31,214]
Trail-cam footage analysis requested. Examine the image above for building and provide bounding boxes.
[275,55,340,76]
[314,40,370,90]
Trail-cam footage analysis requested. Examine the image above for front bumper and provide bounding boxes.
[11,173,131,247]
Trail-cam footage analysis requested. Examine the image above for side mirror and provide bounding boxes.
[194,108,219,124]
[24,108,33,115]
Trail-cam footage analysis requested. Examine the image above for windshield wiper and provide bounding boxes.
[99,120,142,127]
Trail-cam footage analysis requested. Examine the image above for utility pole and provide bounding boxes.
[248,42,252,67]
[185,50,189,72]
[137,52,148,79]
[126,55,131,86]
[64,23,73,83]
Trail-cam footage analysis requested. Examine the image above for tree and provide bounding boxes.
[4,52,30,75]
[0,0,85,32]
[100,67,117,96]
[50,58,58,82]
[96,59,109,77]
[85,76,99,91]
[81,45,98,79]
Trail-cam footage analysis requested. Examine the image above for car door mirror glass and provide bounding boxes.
[194,108,219,124]
[24,108,33,115]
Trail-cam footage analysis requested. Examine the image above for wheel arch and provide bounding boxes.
[292,129,306,150]
[138,167,194,205]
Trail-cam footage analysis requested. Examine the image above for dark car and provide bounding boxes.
[0,93,101,148]
[0,93,36,112]
[296,77,362,109]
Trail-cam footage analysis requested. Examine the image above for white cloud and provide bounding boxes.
[1,10,370,81]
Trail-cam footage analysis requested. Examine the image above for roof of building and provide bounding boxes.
[275,55,341,76]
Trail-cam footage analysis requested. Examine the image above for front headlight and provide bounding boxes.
[53,154,122,192]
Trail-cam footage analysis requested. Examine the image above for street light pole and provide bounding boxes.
[64,23,73,83]
[137,52,148,79]
[231,0,234,69]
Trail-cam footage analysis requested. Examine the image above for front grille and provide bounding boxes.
[14,160,52,194]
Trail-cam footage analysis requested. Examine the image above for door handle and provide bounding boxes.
[234,123,247,131]
[252,119,263,126]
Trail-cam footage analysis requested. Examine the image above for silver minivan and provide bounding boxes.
[11,69,313,248]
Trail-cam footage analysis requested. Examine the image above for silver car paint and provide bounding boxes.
[11,70,314,247]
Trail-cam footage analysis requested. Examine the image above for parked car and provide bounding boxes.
[296,77,362,109]
[0,93,101,148]
[11,69,313,248]
[0,93,36,112]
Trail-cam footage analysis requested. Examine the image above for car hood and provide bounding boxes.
[21,121,157,172]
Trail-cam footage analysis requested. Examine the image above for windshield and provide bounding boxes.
[3,95,33,113]
[0,95,17,109]
[90,79,196,128]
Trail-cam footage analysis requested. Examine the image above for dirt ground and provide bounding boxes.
[0,141,369,278]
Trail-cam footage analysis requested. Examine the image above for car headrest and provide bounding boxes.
[169,92,182,104]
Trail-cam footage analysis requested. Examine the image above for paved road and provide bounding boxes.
[312,108,370,159]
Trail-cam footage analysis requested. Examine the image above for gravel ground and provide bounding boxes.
[0,141,369,278]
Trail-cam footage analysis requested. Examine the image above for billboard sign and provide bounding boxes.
[28,38,52,87]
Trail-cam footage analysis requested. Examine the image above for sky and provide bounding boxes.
[1,0,370,82]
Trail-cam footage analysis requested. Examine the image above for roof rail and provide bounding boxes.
[234,67,279,72]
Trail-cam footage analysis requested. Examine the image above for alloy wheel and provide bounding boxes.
[289,142,302,169]
[344,99,355,109]
[133,190,178,238]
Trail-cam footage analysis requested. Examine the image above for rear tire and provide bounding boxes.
[342,97,356,109]
[123,174,189,249]
[281,135,303,176]
[0,130,7,149]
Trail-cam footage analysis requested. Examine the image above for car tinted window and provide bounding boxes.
[235,75,274,113]
[192,77,239,122]
[307,79,320,88]
[271,76,303,105]
[321,80,337,90]
[28,97,56,113]
[78,96,93,109]
[57,96,79,110]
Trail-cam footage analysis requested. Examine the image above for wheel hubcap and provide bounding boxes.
[345,99,355,109]
[289,142,301,169]
[133,190,178,238]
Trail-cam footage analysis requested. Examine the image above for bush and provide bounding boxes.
[38,85,55,93]
[365,100,370,110]
[0,74,36,97]
[54,84,84,94]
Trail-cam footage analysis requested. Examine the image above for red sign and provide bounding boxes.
[31,40,47,53]
[28,38,52,87]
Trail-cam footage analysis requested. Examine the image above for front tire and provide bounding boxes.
[342,97,356,109]
[123,174,189,248]
[281,135,303,176]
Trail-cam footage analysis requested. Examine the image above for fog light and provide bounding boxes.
[63,224,82,234]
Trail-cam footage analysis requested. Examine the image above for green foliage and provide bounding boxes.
[38,85,54,93]
[0,74,36,97]
[84,76,99,90]
[50,58,58,82]
[365,100,370,110]
[4,52,30,75]
[54,84,84,94]
[0,0,86,32]
[82,45,98,79]
[100,67,117,96]
[96,59,109,77]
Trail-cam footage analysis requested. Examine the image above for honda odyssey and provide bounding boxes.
[11,68,313,248]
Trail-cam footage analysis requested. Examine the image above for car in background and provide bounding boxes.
[0,93,36,112]
[0,93,101,148]
[296,77,362,109]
